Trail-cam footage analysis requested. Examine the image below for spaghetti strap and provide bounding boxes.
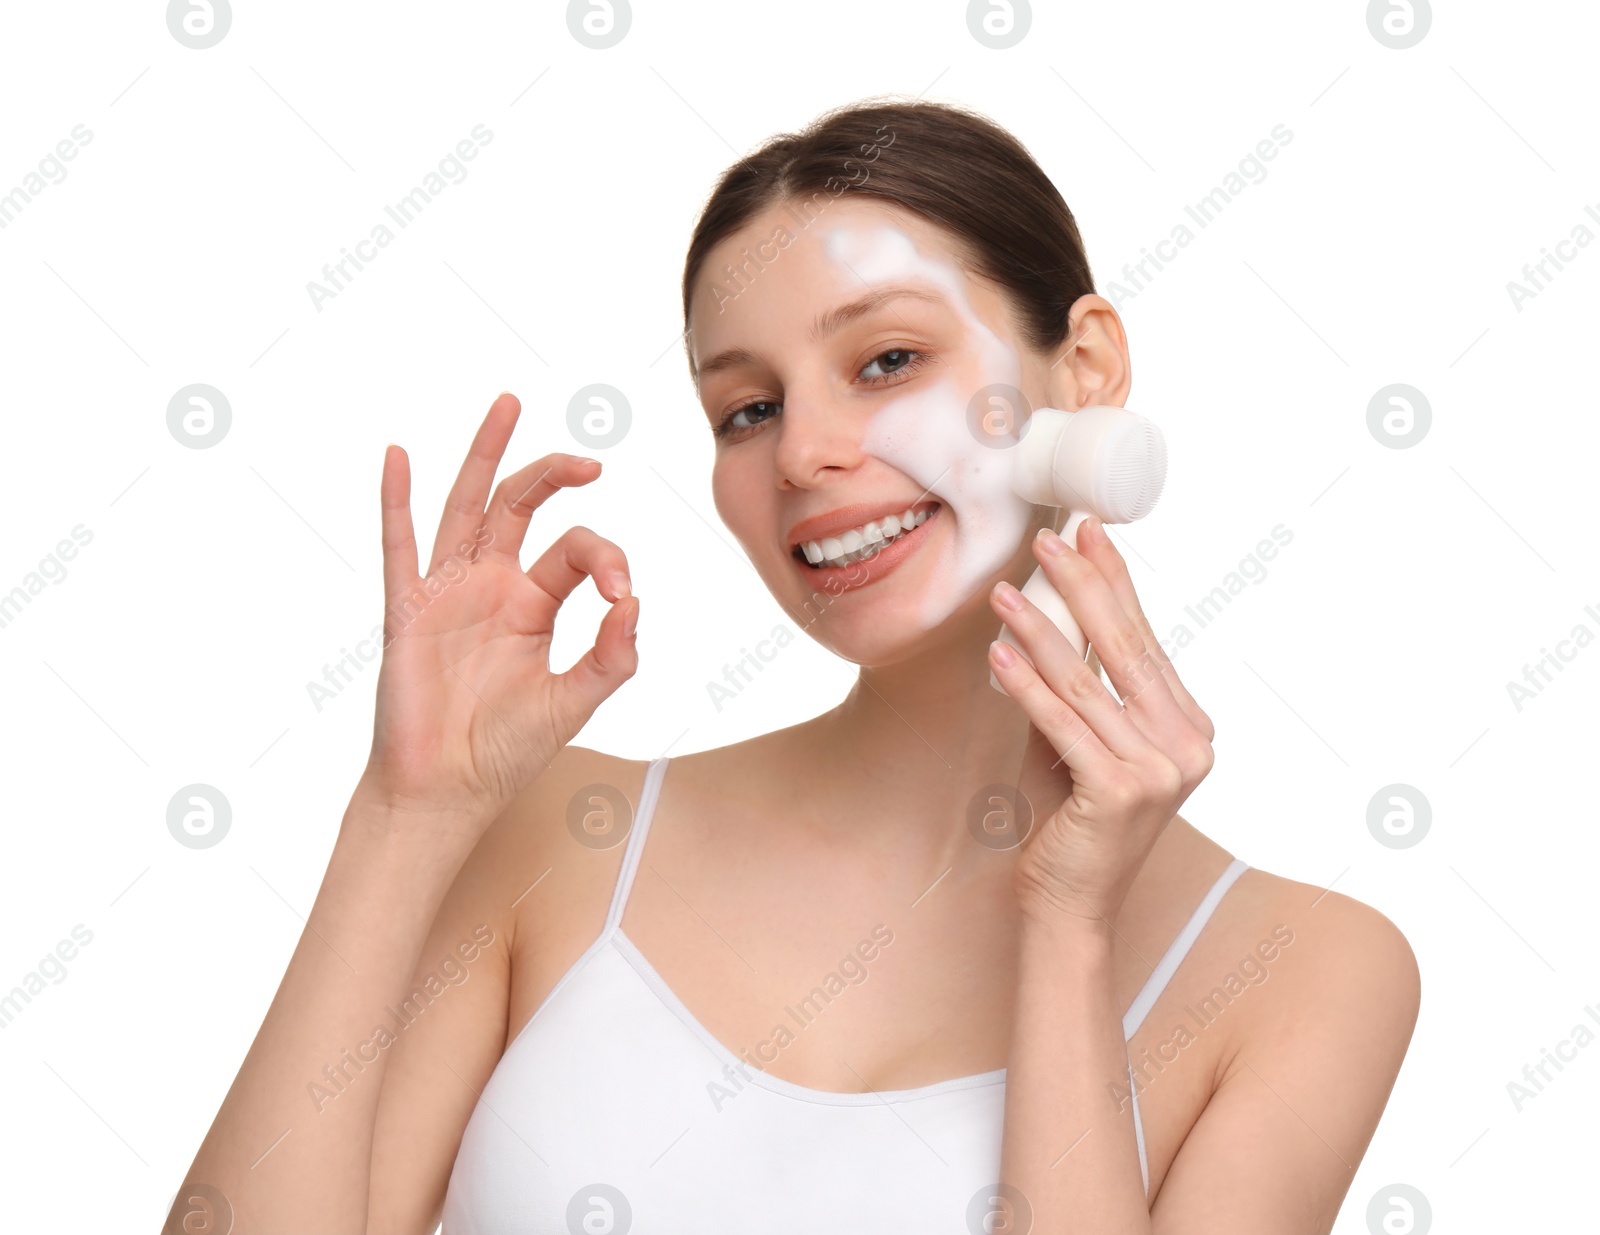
[1123,858,1251,1039]
[601,755,672,935]
[1121,857,1250,1196]
[1129,1066,1149,1193]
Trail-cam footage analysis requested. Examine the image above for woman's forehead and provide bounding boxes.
[688,198,986,365]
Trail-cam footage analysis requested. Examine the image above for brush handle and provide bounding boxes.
[990,510,1092,693]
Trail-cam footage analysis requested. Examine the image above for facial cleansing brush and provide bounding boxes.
[990,405,1168,693]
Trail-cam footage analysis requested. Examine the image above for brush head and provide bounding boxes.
[1013,405,1167,520]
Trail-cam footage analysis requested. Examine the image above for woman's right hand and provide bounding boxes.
[355,391,639,839]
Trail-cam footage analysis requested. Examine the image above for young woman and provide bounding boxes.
[167,99,1419,1234]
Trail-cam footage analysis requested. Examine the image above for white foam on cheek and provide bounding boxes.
[823,224,1034,630]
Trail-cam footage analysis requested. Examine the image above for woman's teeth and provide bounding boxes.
[799,506,932,569]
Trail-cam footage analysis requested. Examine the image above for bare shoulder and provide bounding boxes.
[498,744,657,892]
[1141,858,1422,1225]
[1124,826,1417,1052]
[495,744,652,858]
[391,745,651,993]
[491,731,810,943]
[1245,869,1419,1024]
[1217,864,1422,1109]
[490,737,781,929]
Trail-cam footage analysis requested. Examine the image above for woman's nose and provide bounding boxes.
[772,390,868,487]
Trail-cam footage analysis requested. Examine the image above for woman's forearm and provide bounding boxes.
[162,789,482,1235]
[999,913,1152,1235]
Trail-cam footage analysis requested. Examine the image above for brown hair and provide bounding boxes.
[680,96,1096,378]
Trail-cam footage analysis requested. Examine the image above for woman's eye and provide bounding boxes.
[727,400,780,431]
[716,349,926,441]
[859,349,917,380]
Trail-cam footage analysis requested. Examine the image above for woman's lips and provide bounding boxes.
[789,502,942,594]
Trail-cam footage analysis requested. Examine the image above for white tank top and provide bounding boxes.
[442,755,1250,1233]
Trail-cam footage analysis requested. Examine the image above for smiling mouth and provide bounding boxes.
[793,502,942,569]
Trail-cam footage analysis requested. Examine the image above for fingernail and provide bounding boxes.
[623,599,639,638]
[990,639,1017,667]
[609,571,631,598]
[1036,526,1068,555]
[1088,515,1109,545]
[993,580,1023,611]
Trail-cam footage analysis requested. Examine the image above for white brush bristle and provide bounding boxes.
[1099,419,1167,521]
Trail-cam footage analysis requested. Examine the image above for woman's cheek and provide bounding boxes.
[711,462,766,561]
[859,376,1034,631]
[821,221,1036,632]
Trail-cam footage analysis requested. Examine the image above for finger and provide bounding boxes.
[428,392,520,575]
[990,579,1151,762]
[989,636,1115,777]
[549,592,640,735]
[479,454,603,569]
[524,526,633,629]
[380,444,421,605]
[1032,526,1187,728]
[1073,516,1214,741]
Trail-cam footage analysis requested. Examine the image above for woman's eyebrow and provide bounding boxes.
[808,284,947,342]
[694,285,949,381]
[695,346,763,381]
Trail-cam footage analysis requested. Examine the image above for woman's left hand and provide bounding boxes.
[988,515,1217,930]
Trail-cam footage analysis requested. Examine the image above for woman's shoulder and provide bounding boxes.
[1153,819,1416,978]
[1141,842,1422,1204]
[1123,832,1420,1207]
[1234,862,1418,993]
[1135,820,1418,1052]
[514,732,792,824]
[495,744,654,854]
[492,739,767,875]
[1187,844,1421,1062]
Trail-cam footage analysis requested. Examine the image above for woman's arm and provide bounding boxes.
[362,751,581,1232]
[984,514,1218,1232]
[161,789,490,1234]
[163,393,639,1233]
[998,913,1149,1234]
[987,519,1417,1231]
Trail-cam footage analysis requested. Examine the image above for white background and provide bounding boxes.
[0,1,1595,1230]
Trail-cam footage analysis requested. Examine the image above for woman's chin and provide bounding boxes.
[767,514,1016,668]
[790,587,1001,671]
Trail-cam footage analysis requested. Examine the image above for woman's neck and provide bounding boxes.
[790,612,1041,861]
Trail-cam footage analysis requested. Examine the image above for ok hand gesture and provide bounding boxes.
[358,393,640,838]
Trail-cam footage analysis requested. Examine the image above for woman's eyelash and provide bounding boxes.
[714,349,932,440]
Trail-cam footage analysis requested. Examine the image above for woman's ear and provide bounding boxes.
[1050,294,1131,409]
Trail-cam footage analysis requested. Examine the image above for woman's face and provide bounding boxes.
[687,195,1088,667]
